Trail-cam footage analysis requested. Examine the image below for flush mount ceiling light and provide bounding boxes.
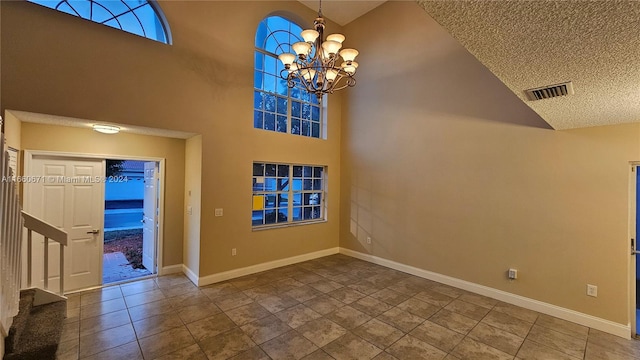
[277,0,359,100]
[92,124,120,134]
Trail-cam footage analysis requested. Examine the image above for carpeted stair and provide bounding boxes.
[3,289,66,360]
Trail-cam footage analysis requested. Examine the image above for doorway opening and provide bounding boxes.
[103,159,158,284]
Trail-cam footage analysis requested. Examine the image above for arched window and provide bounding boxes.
[27,0,171,44]
[254,16,323,138]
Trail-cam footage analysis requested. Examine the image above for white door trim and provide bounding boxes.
[23,150,167,282]
[629,162,640,336]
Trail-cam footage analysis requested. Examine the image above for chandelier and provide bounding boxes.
[277,0,359,100]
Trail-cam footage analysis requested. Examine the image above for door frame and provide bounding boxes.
[23,150,167,287]
[629,162,639,337]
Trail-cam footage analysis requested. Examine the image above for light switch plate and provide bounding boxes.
[215,208,223,216]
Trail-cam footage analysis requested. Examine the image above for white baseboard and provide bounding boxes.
[339,247,631,339]
[197,247,340,287]
[182,265,199,286]
[160,264,183,276]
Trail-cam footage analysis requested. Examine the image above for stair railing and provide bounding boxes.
[0,120,68,339]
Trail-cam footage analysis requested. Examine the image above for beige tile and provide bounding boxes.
[430,309,478,335]
[286,285,321,302]
[275,303,322,328]
[55,338,79,360]
[225,302,271,326]
[324,333,382,360]
[397,297,439,319]
[228,346,271,360]
[177,301,222,323]
[325,305,372,329]
[370,288,410,306]
[304,294,346,315]
[132,312,184,339]
[430,284,465,298]
[373,352,401,360]
[526,324,586,358]
[124,288,166,308]
[138,325,195,359]
[468,322,524,356]
[261,330,319,359]
[353,318,405,349]
[481,310,533,338]
[292,272,324,284]
[82,341,142,360]
[80,286,123,307]
[298,317,348,347]
[155,343,208,360]
[201,282,240,299]
[240,314,292,344]
[327,287,366,304]
[386,334,447,360]
[243,284,278,300]
[516,339,579,360]
[229,275,263,290]
[159,281,199,298]
[60,320,80,344]
[586,328,640,358]
[352,296,393,317]
[167,291,211,308]
[186,312,236,342]
[458,293,498,309]
[213,291,254,311]
[348,280,386,295]
[584,341,639,360]
[273,277,306,292]
[80,297,126,319]
[78,323,136,358]
[257,294,299,313]
[79,309,130,337]
[377,306,425,332]
[535,314,589,340]
[414,289,455,308]
[445,299,491,321]
[302,349,336,360]
[409,320,464,353]
[66,306,80,324]
[120,278,159,296]
[450,337,512,360]
[493,302,539,323]
[308,279,344,293]
[155,274,191,288]
[127,298,173,322]
[387,280,425,296]
[198,327,255,360]
[67,295,81,310]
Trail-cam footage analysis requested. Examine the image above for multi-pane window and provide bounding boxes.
[27,0,171,44]
[254,16,323,138]
[252,162,325,227]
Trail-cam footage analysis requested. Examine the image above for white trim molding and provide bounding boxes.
[339,248,631,339]
[160,264,183,276]
[195,247,339,287]
[182,265,199,286]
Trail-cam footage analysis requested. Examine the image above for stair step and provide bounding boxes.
[3,295,66,360]
[4,289,36,354]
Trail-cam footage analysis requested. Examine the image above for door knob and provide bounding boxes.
[86,229,100,234]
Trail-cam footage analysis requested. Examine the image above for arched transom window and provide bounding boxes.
[254,16,323,138]
[28,0,171,44]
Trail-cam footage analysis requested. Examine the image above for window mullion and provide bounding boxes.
[288,166,293,222]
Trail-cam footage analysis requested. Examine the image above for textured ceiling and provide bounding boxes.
[10,110,196,139]
[417,0,640,130]
[298,0,387,26]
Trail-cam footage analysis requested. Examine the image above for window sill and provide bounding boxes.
[252,219,327,231]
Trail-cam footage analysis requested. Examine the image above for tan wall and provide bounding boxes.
[1,1,342,277]
[20,122,186,267]
[184,135,202,275]
[341,1,640,325]
[4,111,21,150]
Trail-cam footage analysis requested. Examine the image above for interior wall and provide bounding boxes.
[3,111,21,150]
[184,135,202,275]
[20,122,186,268]
[341,1,640,325]
[1,1,342,278]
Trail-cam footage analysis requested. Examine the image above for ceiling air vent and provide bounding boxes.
[524,81,574,101]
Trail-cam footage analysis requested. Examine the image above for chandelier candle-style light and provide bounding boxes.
[277,0,359,100]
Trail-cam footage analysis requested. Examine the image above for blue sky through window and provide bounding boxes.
[28,0,171,44]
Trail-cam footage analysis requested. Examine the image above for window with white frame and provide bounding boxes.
[254,16,323,138]
[252,162,325,227]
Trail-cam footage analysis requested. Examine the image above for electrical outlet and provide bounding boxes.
[232,248,237,256]
[508,268,518,280]
[366,236,372,244]
[215,208,223,216]
[587,284,598,297]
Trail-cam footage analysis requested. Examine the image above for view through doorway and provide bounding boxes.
[103,159,158,284]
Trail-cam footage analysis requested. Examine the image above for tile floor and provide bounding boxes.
[56,254,640,359]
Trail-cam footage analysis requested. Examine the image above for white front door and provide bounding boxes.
[142,162,157,273]
[25,155,104,292]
